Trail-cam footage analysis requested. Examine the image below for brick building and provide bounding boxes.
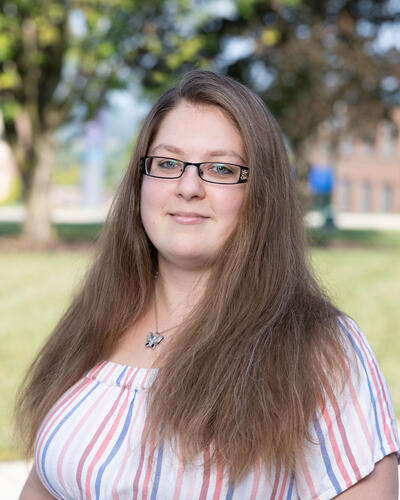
[309,109,400,214]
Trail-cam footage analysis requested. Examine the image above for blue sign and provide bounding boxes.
[308,166,334,194]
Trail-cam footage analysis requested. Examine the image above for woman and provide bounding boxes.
[16,71,399,499]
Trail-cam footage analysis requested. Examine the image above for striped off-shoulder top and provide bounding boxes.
[34,317,400,499]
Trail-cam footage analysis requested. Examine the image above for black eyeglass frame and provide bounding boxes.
[139,156,249,185]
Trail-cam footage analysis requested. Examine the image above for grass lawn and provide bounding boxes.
[0,246,399,460]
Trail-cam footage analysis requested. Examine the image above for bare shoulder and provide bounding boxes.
[19,466,57,500]
[333,453,399,499]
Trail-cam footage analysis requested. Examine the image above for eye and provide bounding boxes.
[209,163,234,175]
[158,158,180,169]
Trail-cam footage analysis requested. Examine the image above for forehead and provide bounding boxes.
[149,101,245,159]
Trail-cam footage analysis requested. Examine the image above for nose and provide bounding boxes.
[175,164,206,200]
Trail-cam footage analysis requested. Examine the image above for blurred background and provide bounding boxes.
[0,0,399,494]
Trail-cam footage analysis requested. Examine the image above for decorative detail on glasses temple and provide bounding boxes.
[240,169,249,181]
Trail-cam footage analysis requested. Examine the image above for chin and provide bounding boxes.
[161,247,213,269]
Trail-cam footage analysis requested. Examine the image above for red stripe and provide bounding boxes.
[76,389,125,496]
[298,450,318,498]
[277,468,289,500]
[347,320,397,449]
[36,377,90,466]
[211,454,224,500]
[56,383,111,491]
[112,390,147,499]
[249,459,261,500]
[321,394,361,484]
[172,438,185,500]
[199,448,211,499]
[347,375,373,449]
[132,417,151,499]
[141,428,157,500]
[270,461,281,499]
[85,391,130,498]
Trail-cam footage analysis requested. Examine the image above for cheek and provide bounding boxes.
[214,186,246,225]
[140,188,158,239]
[140,178,168,228]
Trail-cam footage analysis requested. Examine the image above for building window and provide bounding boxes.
[382,183,392,212]
[342,179,351,211]
[382,121,398,158]
[361,181,371,212]
[340,137,353,156]
[362,136,375,156]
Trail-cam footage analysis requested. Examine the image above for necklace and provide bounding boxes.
[145,285,180,349]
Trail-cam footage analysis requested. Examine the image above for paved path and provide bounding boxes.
[0,461,31,499]
[1,460,399,499]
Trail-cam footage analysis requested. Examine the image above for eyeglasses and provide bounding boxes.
[139,156,249,184]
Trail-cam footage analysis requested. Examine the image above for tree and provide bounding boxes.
[140,0,400,192]
[0,0,209,247]
[2,0,399,247]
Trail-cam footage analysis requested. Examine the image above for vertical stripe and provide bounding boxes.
[319,398,356,486]
[132,418,151,500]
[199,448,211,499]
[150,444,164,500]
[211,457,224,500]
[94,392,136,498]
[38,361,115,460]
[57,383,112,491]
[249,459,260,500]
[141,428,157,499]
[111,390,146,499]
[76,389,125,496]
[36,378,90,462]
[339,321,385,454]
[313,417,341,494]
[286,471,295,500]
[270,461,281,499]
[277,469,289,500]
[347,374,373,448]
[325,391,362,482]
[225,481,234,500]
[85,391,130,499]
[172,439,185,500]
[298,453,318,498]
[40,382,100,498]
[347,320,398,449]
[115,366,128,387]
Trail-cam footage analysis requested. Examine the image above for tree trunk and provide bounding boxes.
[22,132,58,249]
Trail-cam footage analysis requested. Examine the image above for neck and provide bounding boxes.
[155,259,209,326]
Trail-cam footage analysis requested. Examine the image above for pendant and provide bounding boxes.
[145,331,164,349]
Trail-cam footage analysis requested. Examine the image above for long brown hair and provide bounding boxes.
[15,70,350,482]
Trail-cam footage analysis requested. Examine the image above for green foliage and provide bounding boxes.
[0,33,13,62]
[0,176,23,205]
[166,35,206,70]
[260,27,280,47]
[52,163,80,185]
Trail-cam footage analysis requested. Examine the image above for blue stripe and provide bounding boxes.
[338,319,385,455]
[313,417,342,494]
[116,366,128,386]
[286,471,295,499]
[94,391,137,499]
[40,381,100,497]
[150,443,164,500]
[225,481,234,500]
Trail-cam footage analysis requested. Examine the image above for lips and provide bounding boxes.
[169,212,210,224]
[171,212,208,218]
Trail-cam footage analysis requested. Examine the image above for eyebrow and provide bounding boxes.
[150,144,247,165]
